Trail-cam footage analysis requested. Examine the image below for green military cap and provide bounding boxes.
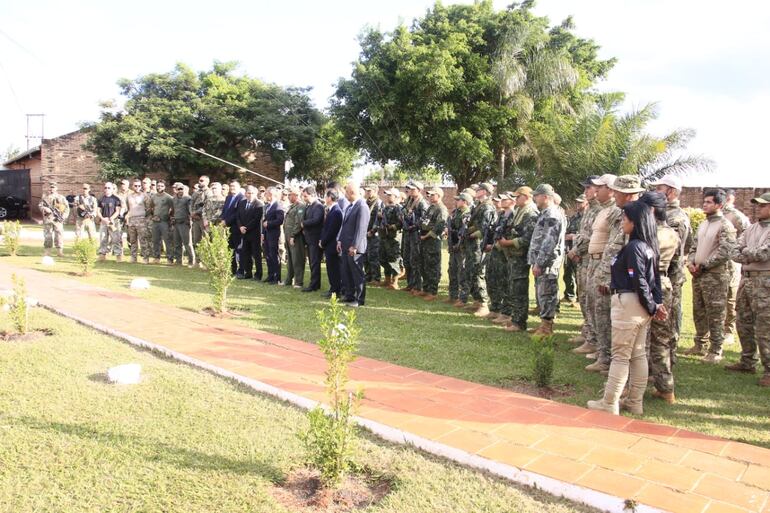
[751,192,770,204]
[511,186,533,198]
[455,192,473,203]
[427,186,443,198]
[608,175,645,194]
[532,183,555,197]
[575,193,587,203]
[478,182,495,194]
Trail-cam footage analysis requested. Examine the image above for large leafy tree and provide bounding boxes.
[85,62,327,183]
[331,1,614,189]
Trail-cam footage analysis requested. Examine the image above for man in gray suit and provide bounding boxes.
[337,181,371,307]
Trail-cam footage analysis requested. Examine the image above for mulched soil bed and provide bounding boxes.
[1,328,55,342]
[200,307,246,319]
[272,468,392,512]
[501,378,575,400]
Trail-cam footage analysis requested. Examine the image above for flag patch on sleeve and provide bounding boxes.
[627,268,635,278]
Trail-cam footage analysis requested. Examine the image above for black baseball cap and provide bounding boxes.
[580,175,600,187]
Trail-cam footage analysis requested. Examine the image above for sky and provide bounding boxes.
[1,0,769,186]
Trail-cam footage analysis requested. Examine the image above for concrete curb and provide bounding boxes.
[40,301,667,513]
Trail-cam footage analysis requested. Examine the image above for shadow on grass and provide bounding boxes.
[14,415,285,482]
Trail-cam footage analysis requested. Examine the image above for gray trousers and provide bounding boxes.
[173,222,194,264]
[152,221,173,261]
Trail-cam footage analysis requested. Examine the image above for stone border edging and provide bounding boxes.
[40,302,667,513]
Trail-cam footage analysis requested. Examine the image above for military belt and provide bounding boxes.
[589,253,602,260]
[743,270,770,277]
[610,289,634,295]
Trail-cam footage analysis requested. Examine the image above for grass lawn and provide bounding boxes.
[3,236,770,450]
[0,308,595,513]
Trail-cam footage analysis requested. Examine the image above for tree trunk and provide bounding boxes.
[498,145,506,184]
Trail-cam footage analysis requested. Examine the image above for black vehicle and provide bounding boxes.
[0,195,29,220]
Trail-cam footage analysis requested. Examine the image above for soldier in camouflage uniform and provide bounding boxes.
[685,188,737,362]
[563,195,587,304]
[380,188,403,290]
[419,187,449,300]
[283,187,306,288]
[643,191,683,404]
[485,195,506,316]
[171,183,195,266]
[38,182,70,257]
[403,181,428,293]
[364,185,383,284]
[202,182,225,230]
[74,183,98,241]
[190,175,211,249]
[726,192,770,387]
[115,179,130,257]
[527,184,566,336]
[147,181,174,263]
[463,182,496,317]
[140,178,154,260]
[567,177,600,346]
[448,192,473,305]
[125,179,151,263]
[722,189,750,344]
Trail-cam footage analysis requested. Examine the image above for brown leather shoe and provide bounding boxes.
[422,294,437,301]
[651,389,676,404]
[530,320,554,336]
[724,363,756,373]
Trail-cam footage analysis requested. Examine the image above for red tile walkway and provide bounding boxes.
[3,263,770,513]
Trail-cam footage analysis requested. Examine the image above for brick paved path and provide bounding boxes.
[3,263,769,513]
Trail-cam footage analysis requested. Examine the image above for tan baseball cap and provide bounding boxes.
[650,175,683,191]
[427,186,443,198]
[751,192,770,204]
[590,174,617,187]
[511,186,533,198]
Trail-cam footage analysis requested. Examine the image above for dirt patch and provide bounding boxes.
[1,328,55,342]
[500,378,575,400]
[272,468,392,512]
[199,307,246,318]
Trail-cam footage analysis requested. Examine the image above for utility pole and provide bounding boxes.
[25,113,44,150]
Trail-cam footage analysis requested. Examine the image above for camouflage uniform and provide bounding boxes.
[126,191,150,262]
[499,202,539,327]
[202,195,225,229]
[571,199,602,341]
[148,191,174,262]
[447,205,471,302]
[283,200,306,287]
[141,193,154,259]
[688,211,737,356]
[463,198,496,305]
[665,199,693,353]
[563,210,582,301]
[419,201,448,295]
[528,204,566,320]
[487,210,509,313]
[190,185,211,248]
[365,197,383,282]
[649,221,682,394]
[379,204,403,279]
[730,218,770,374]
[171,195,195,265]
[39,193,69,251]
[723,205,750,339]
[586,198,617,365]
[403,195,429,291]
[115,190,128,255]
[74,194,98,241]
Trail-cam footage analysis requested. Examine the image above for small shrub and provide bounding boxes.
[3,274,29,335]
[196,225,235,313]
[2,220,21,256]
[684,207,706,233]
[532,336,555,388]
[299,297,363,488]
[72,237,98,276]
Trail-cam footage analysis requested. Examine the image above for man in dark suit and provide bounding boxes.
[221,180,245,275]
[301,186,325,292]
[320,189,343,299]
[337,181,371,307]
[261,186,285,284]
[236,185,264,280]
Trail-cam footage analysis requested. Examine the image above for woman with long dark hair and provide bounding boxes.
[587,200,667,415]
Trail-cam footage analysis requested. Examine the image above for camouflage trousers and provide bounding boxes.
[577,259,594,341]
[504,256,530,328]
[43,221,64,249]
[285,235,306,287]
[735,272,770,372]
[419,237,442,295]
[587,256,611,364]
[648,276,676,393]
[487,248,507,313]
[191,217,205,248]
[172,222,195,265]
[725,260,740,337]
[127,218,150,260]
[151,221,173,261]
[535,272,559,320]
[75,218,97,241]
[365,235,381,281]
[403,231,422,290]
[380,237,402,278]
[692,266,729,355]
[447,248,467,301]
[98,221,122,256]
[462,239,488,304]
[563,255,577,301]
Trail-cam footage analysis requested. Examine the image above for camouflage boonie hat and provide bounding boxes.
[462,187,476,196]
[455,192,473,203]
[478,182,495,194]
[427,186,443,198]
[751,192,770,204]
[406,180,424,190]
[533,184,555,197]
[609,175,645,194]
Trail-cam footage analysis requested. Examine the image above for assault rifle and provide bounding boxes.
[40,199,64,223]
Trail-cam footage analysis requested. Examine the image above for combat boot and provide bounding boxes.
[43,248,51,257]
[651,389,676,404]
[98,254,106,262]
[143,258,150,264]
[504,322,524,332]
[702,353,723,364]
[758,373,770,387]
[572,341,596,354]
[370,280,383,287]
[57,248,64,257]
[492,314,511,325]
[473,304,490,317]
[464,301,481,311]
[531,320,554,336]
[683,343,706,356]
[443,297,456,304]
[422,294,437,301]
[725,363,756,373]
[116,254,123,262]
[568,334,585,344]
[619,399,644,415]
[586,399,619,415]
[485,311,499,320]
[453,300,466,308]
[585,360,610,373]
